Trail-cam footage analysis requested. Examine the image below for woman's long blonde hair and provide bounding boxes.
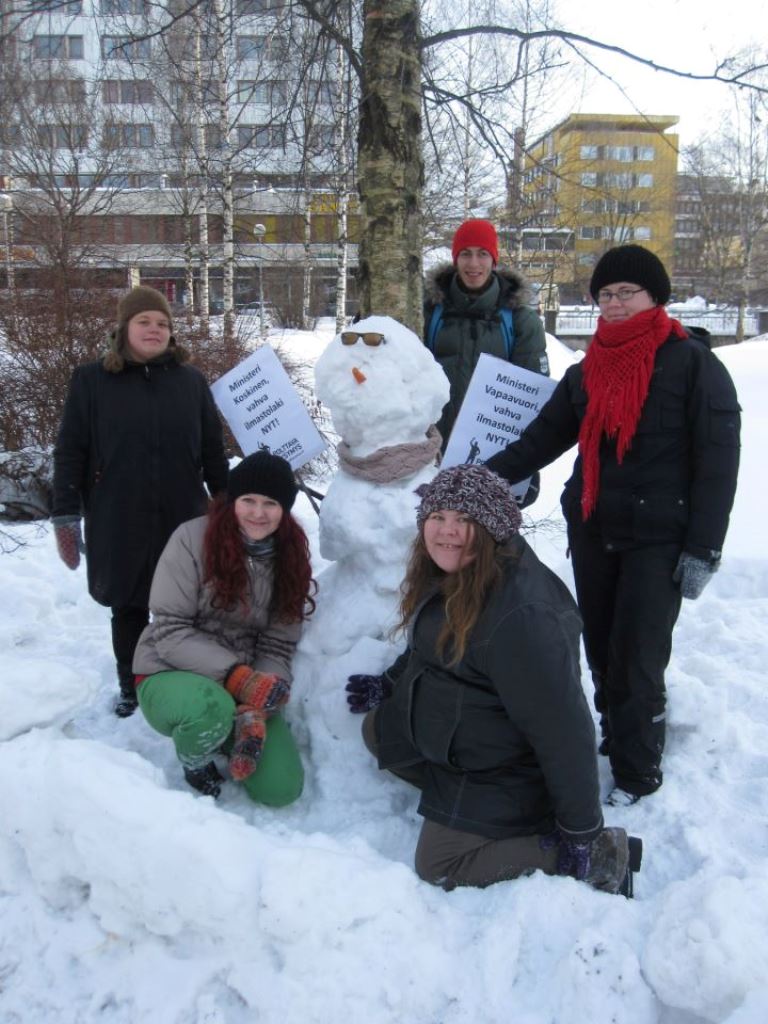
[396,521,511,666]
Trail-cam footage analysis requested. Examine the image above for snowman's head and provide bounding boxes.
[315,315,450,454]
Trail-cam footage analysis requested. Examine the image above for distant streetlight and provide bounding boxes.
[0,192,15,294]
[253,221,266,339]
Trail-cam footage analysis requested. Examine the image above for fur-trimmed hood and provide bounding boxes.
[102,327,189,373]
[425,262,532,311]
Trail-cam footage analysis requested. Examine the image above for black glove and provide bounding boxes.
[345,673,393,714]
[673,551,719,600]
[518,470,541,509]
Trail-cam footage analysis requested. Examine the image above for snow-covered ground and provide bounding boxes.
[1,325,767,1024]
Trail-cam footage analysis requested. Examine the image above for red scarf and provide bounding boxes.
[578,305,687,520]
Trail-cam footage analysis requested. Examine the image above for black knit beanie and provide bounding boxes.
[589,245,671,305]
[227,451,298,511]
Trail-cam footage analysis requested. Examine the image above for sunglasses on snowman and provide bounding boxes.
[340,331,386,346]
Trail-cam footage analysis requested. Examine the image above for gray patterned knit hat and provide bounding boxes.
[416,465,522,543]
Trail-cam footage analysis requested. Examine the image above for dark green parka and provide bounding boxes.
[424,264,550,446]
[375,535,603,842]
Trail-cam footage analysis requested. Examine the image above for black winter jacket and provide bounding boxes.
[486,332,741,558]
[424,264,549,444]
[53,353,228,608]
[375,536,603,841]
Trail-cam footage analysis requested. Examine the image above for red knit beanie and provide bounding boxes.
[451,219,499,265]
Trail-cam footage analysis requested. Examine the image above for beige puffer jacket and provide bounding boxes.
[133,516,302,682]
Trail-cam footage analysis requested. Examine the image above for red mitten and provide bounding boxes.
[229,706,267,781]
[224,665,290,713]
[53,517,83,571]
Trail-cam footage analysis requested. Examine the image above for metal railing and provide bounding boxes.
[555,308,761,337]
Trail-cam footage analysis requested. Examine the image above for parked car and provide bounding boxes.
[236,300,279,326]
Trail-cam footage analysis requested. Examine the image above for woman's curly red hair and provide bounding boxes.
[202,494,316,622]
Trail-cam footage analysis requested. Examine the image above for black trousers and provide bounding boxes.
[110,605,150,674]
[568,528,682,796]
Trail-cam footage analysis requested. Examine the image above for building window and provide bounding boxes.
[309,79,337,105]
[308,124,335,150]
[33,78,87,104]
[606,172,633,189]
[236,34,288,61]
[236,0,284,12]
[101,36,152,60]
[580,145,599,160]
[104,123,154,148]
[36,124,89,149]
[33,35,84,60]
[103,79,154,104]
[99,0,145,13]
[633,226,651,240]
[32,0,82,10]
[636,173,653,188]
[170,80,218,107]
[170,123,222,149]
[581,172,598,187]
[579,226,603,239]
[636,146,655,161]
[236,79,287,105]
[607,145,634,162]
[238,123,286,148]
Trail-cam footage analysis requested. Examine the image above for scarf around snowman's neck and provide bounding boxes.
[337,425,442,483]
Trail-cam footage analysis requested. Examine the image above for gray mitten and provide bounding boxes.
[673,551,719,600]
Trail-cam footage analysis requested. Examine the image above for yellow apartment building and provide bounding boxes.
[519,114,679,301]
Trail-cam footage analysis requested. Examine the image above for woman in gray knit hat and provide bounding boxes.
[346,464,640,896]
[51,285,228,717]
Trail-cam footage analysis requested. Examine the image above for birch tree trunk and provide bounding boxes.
[302,187,313,329]
[334,43,349,333]
[358,0,423,333]
[212,0,235,350]
[193,19,210,329]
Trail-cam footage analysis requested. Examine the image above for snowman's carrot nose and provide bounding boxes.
[352,366,367,384]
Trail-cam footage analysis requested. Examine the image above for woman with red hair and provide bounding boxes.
[133,451,315,803]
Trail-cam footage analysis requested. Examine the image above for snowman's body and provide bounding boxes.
[304,315,449,657]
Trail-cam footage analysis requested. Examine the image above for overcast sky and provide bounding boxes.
[555,0,765,146]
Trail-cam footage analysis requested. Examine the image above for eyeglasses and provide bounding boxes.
[340,331,386,346]
[597,287,647,304]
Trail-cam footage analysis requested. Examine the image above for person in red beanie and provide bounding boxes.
[424,218,549,459]
[485,245,741,806]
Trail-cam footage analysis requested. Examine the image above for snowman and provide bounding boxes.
[301,315,450,660]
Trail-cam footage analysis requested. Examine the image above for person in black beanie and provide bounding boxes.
[485,244,741,806]
[51,285,229,717]
[133,450,315,801]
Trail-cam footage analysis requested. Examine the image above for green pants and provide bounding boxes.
[138,670,303,806]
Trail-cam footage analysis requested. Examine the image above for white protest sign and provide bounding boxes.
[211,345,327,469]
[442,353,557,500]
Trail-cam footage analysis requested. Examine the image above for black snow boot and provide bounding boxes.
[115,662,139,718]
[617,836,644,898]
[184,762,224,798]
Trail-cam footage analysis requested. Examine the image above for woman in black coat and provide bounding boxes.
[486,245,741,805]
[52,286,228,717]
[346,465,636,895]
